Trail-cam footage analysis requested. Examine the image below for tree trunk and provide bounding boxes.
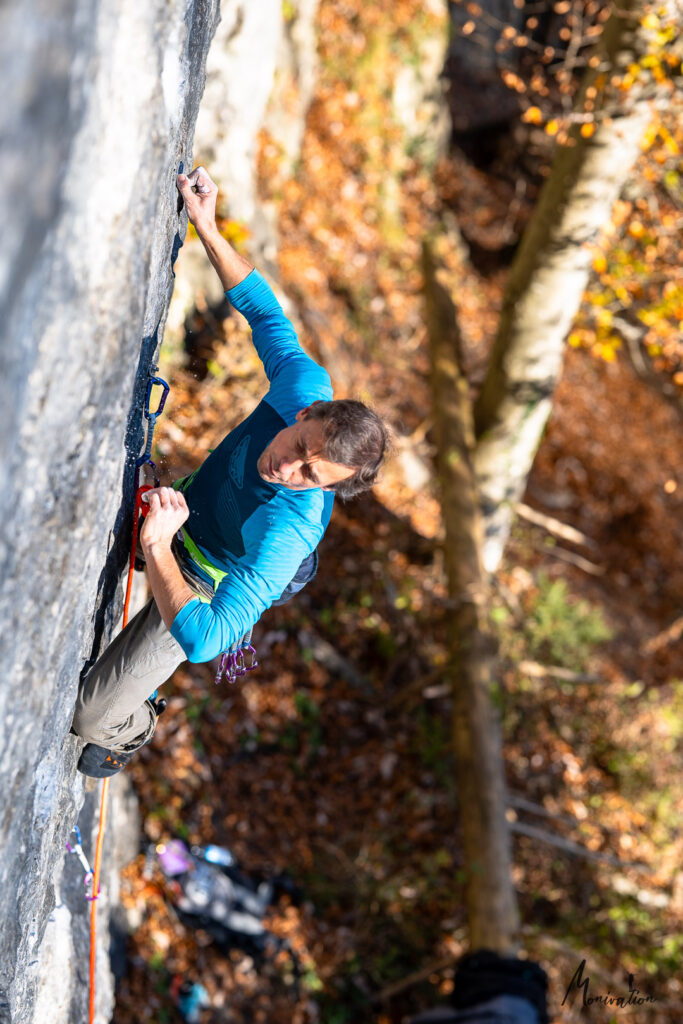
[424,242,519,954]
[473,0,658,572]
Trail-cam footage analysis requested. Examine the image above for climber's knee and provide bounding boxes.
[72,696,156,750]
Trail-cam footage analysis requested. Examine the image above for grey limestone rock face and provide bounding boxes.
[0,0,218,1021]
[193,0,321,274]
[194,0,283,231]
[167,0,323,354]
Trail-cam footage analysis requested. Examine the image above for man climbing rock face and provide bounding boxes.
[72,165,388,778]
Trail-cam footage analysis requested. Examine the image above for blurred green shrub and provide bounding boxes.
[525,574,612,670]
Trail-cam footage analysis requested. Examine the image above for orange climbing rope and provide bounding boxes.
[88,515,142,1022]
[123,485,154,624]
[88,777,109,1022]
[87,376,168,1023]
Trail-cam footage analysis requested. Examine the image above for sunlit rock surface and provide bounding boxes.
[0,1,218,1020]
[167,0,322,345]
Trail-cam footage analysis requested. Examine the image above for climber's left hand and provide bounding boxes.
[140,487,189,552]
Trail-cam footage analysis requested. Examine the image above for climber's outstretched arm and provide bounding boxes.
[176,166,253,291]
[177,165,329,398]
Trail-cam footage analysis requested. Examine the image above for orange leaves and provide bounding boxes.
[524,105,544,125]
[217,218,251,248]
[658,124,680,155]
[641,11,661,31]
[501,69,526,93]
[521,106,543,124]
[578,98,683,379]
[592,253,607,275]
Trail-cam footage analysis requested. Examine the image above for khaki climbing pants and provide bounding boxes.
[72,598,186,751]
[72,537,213,752]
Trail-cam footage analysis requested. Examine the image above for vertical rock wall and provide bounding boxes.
[192,0,321,272]
[166,0,321,340]
[0,1,219,1021]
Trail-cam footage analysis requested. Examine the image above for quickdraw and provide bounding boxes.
[134,373,169,492]
[215,628,258,686]
[125,371,169,621]
[65,826,96,898]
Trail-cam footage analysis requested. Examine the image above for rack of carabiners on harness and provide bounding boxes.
[215,626,258,686]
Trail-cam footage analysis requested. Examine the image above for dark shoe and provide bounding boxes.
[77,742,136,778]
[77,695,165,778]
[148,691,167,717]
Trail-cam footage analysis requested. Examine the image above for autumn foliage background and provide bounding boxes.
[115,2,682,1022]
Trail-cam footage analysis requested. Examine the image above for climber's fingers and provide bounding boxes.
[186,165,216,196]
[142,487,188,512]
[176,166,217,231]
[139,488,189,550]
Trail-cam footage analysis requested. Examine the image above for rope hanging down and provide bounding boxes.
[67,372,169,1024]
[71,370,257,1017]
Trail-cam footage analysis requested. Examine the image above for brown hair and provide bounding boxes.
[305,399,388,498]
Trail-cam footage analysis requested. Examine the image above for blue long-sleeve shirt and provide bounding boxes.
[170,270,334,662]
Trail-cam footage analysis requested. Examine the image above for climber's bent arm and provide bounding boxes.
[139,487,197,631]
[143,541,197,631]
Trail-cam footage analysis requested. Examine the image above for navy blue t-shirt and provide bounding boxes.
[171,270,334,662]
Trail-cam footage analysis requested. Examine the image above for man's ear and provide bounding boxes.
[295,400,323,422]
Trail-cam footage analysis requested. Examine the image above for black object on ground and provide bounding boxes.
[408,949,549,1024]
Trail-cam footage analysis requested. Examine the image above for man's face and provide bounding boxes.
[257,407,355,491]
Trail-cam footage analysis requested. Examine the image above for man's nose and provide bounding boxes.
[279,455,304,480]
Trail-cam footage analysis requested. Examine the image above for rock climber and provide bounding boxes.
[72,165,388,778]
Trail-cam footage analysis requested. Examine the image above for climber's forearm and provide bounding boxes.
[142,541,198,631]
[177,167,253,290]
[195,224,254,292]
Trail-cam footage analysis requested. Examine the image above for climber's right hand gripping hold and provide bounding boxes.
[140,487,190,554]
[177,165,218,234]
